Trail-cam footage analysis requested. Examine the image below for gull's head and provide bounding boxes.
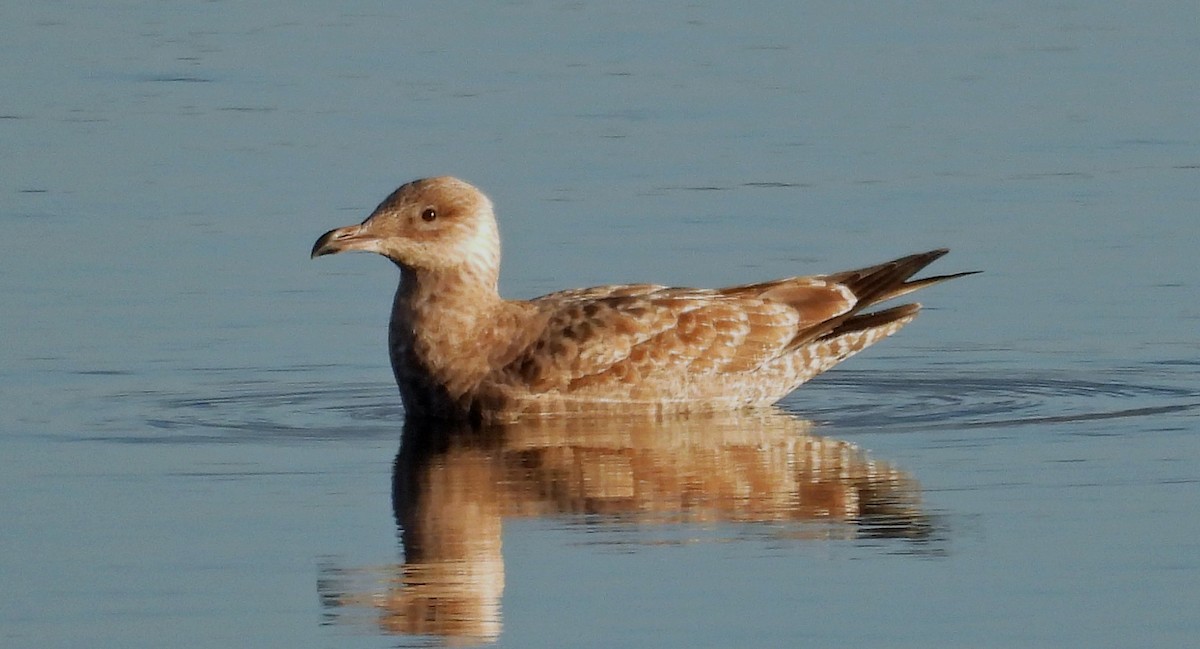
[311,176,501,278]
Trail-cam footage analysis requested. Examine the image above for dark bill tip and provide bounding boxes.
[311,226,361,259]
[311,229,337,259]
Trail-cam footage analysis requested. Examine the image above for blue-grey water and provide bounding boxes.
[3,2,1198,647]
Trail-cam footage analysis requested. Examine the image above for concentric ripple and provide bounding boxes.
[789,362,1199,432]
[82,361,1199,444]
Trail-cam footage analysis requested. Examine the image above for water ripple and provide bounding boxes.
[790,365,1198,432]
[83,363,1198,444]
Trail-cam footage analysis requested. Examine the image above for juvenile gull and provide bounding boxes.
[312,177,974,421]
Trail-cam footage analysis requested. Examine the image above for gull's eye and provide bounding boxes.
[420,207,437,222]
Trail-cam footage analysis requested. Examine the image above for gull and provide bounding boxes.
[312,177,974,421]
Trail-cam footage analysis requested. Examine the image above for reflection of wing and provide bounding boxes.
[497,410,923,525]
[498,278,855,392]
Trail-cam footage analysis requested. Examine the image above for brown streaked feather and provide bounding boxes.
[494,249,967,405]
[719,278,855,328]
[785,250,967,349]
[823,249,949,307]
[500,290,802,392]
[877,270,982,303]
[823,303,922,339]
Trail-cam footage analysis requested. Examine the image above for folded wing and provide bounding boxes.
[496,280,854,393]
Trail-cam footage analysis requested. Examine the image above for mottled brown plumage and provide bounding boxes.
[312,177,973,421]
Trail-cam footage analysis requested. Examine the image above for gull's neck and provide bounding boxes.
[396,262,503,321]
[389,262,511,417]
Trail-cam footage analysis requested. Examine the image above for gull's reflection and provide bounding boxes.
[319,409,930,644]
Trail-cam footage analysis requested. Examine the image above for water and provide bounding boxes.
[3,1,1198,647]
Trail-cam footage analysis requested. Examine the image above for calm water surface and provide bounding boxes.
[3,2,1198,648]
